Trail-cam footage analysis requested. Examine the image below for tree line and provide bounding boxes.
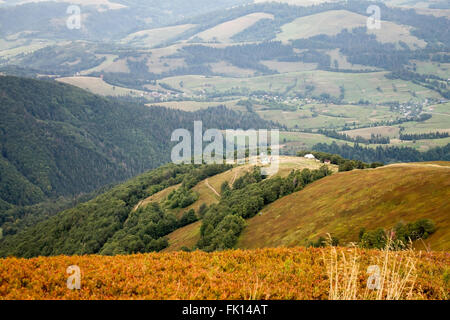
[400,131,449,141]
[318,129,391,144]
[312,141,450,163]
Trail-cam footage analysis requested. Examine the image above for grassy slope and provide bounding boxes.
[163,220,202,252]
[238,163,450,250]
[192,12,274,42]
[276,10,426,48]
[56,76,147,97]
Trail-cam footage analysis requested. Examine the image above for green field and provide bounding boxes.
[411,61,450,79]
[395,104,450,134]
[275,104,450,152]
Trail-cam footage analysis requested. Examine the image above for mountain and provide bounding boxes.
[0,75,274,216]
[0,0,250,41]
[2,0,447,155]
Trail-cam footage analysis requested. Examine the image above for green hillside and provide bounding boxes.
[0,163,233,257]
[1,155,449,258]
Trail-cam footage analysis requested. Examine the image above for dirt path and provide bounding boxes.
[133,200,144,212]
[230,169,238,186]
[205,179,221,197]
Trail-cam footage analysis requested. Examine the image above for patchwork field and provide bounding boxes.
[257,103,400,130]
[326,49,380,71]
[411,61,450,79]
[279,131,349,151]
[160,71,441,103]
[341,126,401,139]
[254,0,338,5]
[209,61,256,77]
[0,39,56,59]
[260,60,317,73]
[79,54,121,75]
[397,106,450,135]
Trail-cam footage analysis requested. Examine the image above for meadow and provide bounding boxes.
[148,99,245,112]
[57,76,147,97]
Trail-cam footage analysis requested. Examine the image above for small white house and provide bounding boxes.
[304,154,316,160]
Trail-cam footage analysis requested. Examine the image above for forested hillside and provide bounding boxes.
[0,75,274,208]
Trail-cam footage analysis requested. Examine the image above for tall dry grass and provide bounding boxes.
[323,234,419,300]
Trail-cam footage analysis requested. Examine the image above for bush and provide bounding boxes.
[178,209,198,228]
[308,235,339,247]
[360,219,437,249]
[360,228,387,249]
[394,219,436,244]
